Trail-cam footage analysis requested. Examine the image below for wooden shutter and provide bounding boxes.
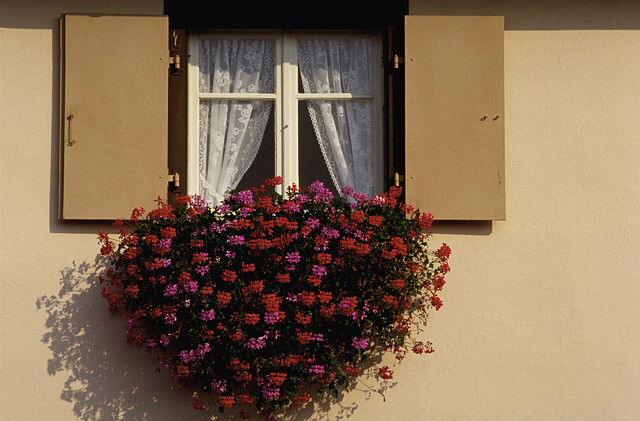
[60,14,168,220]
[404,16,505,220]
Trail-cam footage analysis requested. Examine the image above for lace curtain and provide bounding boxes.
[198,39,274,205]
[298,39,375,198]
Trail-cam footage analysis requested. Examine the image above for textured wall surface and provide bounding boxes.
[1,0,639,419]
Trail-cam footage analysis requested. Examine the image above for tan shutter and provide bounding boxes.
[60,14,168,220]
[404,16,505,220]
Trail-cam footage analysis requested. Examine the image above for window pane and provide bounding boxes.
[235,109,275,191]
[199,99,273,204]
[298,38,373,95]
[298,101,339,195]
[199,39,274,94]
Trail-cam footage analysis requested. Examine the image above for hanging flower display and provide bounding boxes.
[98,178,450,419]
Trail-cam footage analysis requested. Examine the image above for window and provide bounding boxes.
[58,11,505,221]
[186,33,384,205]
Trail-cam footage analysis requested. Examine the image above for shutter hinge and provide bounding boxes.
[393,54,404,69]
[168,54,181,69]
[168,29,182,73]
[394,172,405,187]
[168,170,180,189]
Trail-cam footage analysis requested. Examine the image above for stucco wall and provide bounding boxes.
[2,0,639,420]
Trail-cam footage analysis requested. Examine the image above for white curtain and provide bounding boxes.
[199,39,274,205]
[298,39,375,198]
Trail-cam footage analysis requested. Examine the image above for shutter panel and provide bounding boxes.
[60,14,168,220]
[404,16,505,220]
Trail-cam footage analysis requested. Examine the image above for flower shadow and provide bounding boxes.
[282,352,396,421]
[36,256,393,420]
[36,256,217,420]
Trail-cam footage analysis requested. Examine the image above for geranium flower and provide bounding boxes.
[97,178,449,419]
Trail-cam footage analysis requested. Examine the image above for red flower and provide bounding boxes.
[317,291,332,303]
[97,178,448,417]
[160,227,176,238]
[130,206,144,221]
[100,242,114,256]
[148,204,175,221]
[241,263,255,272]
[339,237,356,250]
[178,271,191,285]
[124,284,139,298]
[382,295,398,308]
[296,331,313,344]
[262,294,281,312]
[192,397,206,411]
[222,270,237,283]
[390,236,407,255]
[216,291,232,305]
[346,365,361,376]
[306,276,322,287]
[430,294,443,310]
[218,395,235,409]
[276,273,290,283]
[122,246,141,260]
[288,392,311,408]
[174,195,192,205]
[354,242,371,255]
[381,249,397,260]
[319,304,336,318]
[242,280,264,295]
[247,238,272,251]
[192,252,208,264]
[244,313,260,325]
[378,365,394,380]
[436,243,452,261]
[238,394,254,404]
[230,330,244,342]
[176,365,190,376]
[433,275,446,291]
[295,312,312,325]
[401,203,415,214]
[419,212,434,231]
[269,372,288,386]
[264,176,282,186]
[298,291,316,306]
[440,262,450,274]
[350,209,365,223]
[390,278,405,289]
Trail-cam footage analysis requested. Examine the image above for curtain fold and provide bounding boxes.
[198,39,274,205]
[298,39,375,198]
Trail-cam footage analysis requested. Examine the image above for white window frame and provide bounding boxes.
[187,31,384,197]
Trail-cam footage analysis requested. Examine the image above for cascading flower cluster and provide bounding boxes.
[98,178,450,419]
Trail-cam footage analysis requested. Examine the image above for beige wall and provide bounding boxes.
[2,0,639,420]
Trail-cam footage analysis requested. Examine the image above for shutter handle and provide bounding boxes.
[66,114,76,146]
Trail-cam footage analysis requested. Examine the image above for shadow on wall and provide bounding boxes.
[35,257,387,420]
[35,256,209,420]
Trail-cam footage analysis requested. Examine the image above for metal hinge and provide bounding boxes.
[168,170,180,188]
[168,30,182,71]
[168,55,181,69]
[394,172,405,187]
[393,54,404,69]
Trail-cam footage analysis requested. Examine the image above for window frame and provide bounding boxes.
[186,31,384,197]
